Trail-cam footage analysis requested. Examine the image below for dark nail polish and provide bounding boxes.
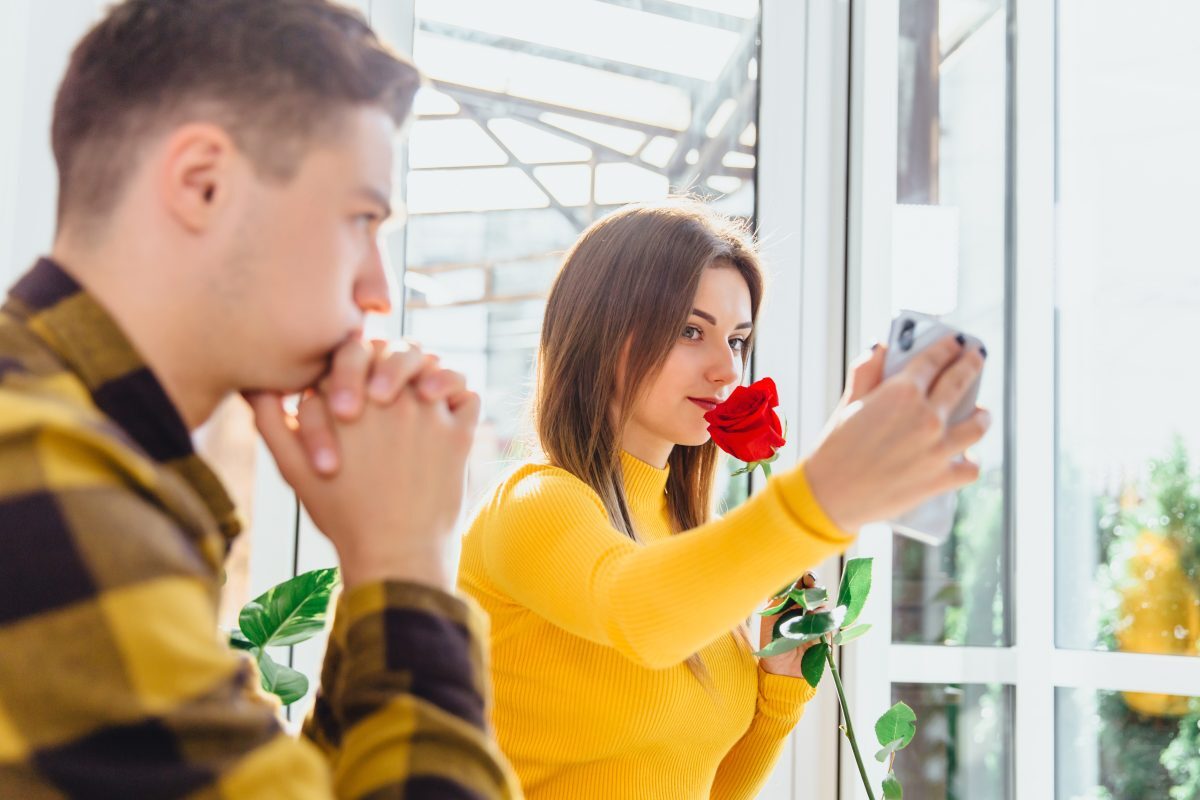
[980,346,988,359]
[955,333,966,346]
[870,342,880,352]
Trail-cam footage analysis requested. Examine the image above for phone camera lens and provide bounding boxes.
[899,319,916,351]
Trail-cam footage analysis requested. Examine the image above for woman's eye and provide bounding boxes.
[682,325,702,340]
[729,337,748,352]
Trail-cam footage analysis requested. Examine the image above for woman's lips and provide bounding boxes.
[689,398,718,412]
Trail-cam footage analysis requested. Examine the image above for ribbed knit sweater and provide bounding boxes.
[459,451,856,799]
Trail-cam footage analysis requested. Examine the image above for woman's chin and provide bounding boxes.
[677,428,713,448]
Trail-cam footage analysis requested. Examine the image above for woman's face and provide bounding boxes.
[621,264,754,467]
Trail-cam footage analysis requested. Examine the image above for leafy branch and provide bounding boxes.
[754,558,917,799]
[228,567,339,705]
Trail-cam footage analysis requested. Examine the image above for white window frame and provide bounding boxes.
[839,1,1200,798]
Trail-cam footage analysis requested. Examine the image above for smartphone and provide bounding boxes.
[881,310,985,546]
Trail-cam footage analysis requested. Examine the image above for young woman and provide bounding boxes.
[458,199,989,799]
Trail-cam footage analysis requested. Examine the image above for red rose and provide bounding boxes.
[703,377,787,463]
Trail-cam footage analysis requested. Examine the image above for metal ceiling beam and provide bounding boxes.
[591,0,751,33]
[418,19,708,86]
[431,79,682,138]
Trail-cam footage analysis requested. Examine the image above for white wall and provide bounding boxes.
[0,0,107,285]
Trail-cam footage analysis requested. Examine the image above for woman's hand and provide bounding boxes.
[804,336,991,532]
[758,572,826,678]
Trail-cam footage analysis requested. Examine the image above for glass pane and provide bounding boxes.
[1056,687,1200,799]
[891,683,1014,799]
[404,0,761,506]
[1054,1,1200,656]
[892,0,1011,647]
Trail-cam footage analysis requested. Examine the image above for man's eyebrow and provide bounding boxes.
[357,186,393,219]
[692,308,753,330]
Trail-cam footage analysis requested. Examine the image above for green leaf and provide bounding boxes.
[882,773,903,799]
[787,589,810,606]
[875,702,917,750]
[779,607,845,639]
[875,737,905,763]
[772,607,805,641]
[773,578,800,598]
[758,596,796,616]
[228,629,255,651]
[239,567,339,648]
[834,624,872,646]
[836,557,874,627]
[801,642,828,687]
[753,636,810,658]
[800,587,829,610]
[256,650,309,706]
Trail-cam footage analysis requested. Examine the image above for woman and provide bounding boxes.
[458,199,988,799]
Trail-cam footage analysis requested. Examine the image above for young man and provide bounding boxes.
[0,1,518,797]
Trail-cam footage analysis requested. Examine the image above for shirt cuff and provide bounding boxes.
[771,460,858,544]
[757,665,819,721]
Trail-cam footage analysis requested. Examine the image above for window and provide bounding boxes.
[1054,0,1200,794]
[401,0,763,508]
[846,0,1200,796]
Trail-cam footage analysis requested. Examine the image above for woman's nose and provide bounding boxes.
[708,342,741,385]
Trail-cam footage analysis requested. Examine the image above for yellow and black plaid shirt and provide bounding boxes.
[0,258,519,798]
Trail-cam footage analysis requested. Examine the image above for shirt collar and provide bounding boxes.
[3,257,242,543]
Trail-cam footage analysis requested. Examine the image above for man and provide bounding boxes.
[0,0,518,796]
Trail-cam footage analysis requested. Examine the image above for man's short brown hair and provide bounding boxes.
[52,0,420,228]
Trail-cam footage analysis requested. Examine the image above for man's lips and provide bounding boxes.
[688,397,719,412]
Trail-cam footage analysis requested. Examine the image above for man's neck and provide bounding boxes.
[49,238,228,431]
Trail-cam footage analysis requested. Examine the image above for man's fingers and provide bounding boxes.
[244,391,308,486]
[928,348,984,421]
[448,389,481,429]
[417,367,467,403]
[324,339,375,421]
[297,392,340,476]
[368,348,436,405]
[901,333,967,395]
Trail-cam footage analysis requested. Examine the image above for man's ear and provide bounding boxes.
[158,122,238,233]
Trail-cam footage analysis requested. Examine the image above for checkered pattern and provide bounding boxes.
[0,258,519,798]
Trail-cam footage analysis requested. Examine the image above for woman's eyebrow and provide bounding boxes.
[692,308,753,330]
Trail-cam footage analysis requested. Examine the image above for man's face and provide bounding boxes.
[219,106,397,393]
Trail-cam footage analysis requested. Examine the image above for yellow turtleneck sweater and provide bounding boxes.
[458,452,856,799]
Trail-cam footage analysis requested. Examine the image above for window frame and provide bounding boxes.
[840,1,1200,798]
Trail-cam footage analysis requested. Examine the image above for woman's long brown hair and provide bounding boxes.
[535,198,765,681]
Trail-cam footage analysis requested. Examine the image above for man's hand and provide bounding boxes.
[245,339,480,591]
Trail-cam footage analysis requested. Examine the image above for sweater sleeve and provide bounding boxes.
[709,669,817,800]
[480,462,855,669]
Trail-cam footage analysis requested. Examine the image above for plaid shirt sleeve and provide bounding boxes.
[0,404,519,797]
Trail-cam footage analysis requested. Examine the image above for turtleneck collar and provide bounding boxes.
[619,450,670,511]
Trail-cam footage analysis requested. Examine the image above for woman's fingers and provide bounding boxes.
[843,345,887,405]
[900,333,967,395]
[927,347,985,421]
[939,407,992,459]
